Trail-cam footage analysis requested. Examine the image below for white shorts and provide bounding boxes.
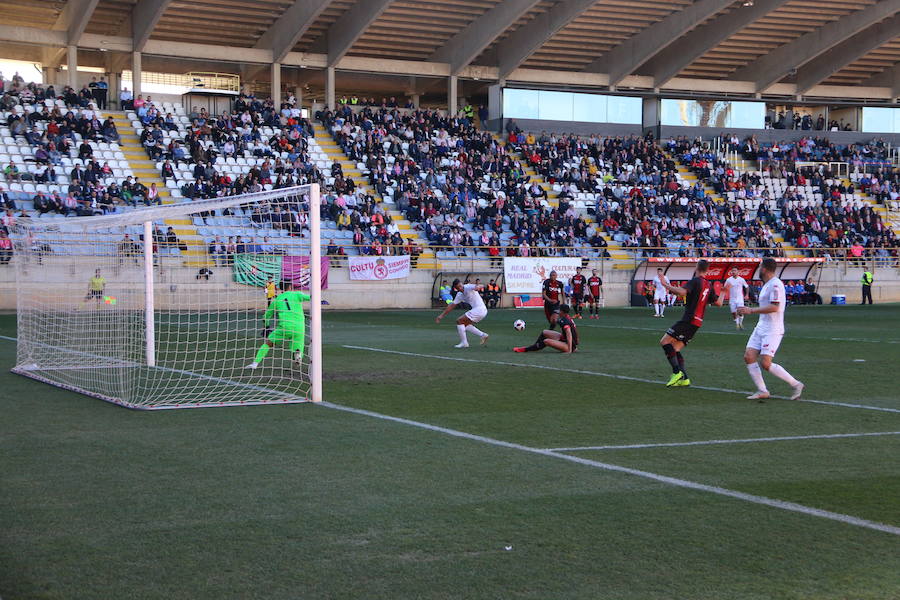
[747,329,783,357]
[729,299,745,312]
[654,292,668,302]
[465,307,487,323]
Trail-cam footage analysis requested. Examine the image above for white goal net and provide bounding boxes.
[11,185,323,410]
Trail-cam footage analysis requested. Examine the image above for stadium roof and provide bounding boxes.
[0,0,897,101]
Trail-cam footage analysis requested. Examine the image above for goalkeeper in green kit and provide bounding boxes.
[245,285,310,370]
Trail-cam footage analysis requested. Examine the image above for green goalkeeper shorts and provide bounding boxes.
[267,326,305,353]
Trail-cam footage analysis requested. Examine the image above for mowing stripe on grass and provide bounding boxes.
[548,431,900,452]
[343,345,900,414]
[578,323,900,344]
[320,400,900,537]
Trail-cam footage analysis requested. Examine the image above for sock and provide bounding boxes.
[254,343,271,363]
[465,324,486,338]
[747,362,767,392]
[456,324,468,345]
[738,315,744,326]
[768,363,799,387]
[523,334,546,352]
[662,344,680,374]
[659,305,664,316]
[676,352,686,376]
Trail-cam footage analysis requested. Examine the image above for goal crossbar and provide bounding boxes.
[45,186,313,231]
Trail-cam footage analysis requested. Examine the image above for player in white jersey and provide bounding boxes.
[737,258,804,401]
[436,278,489,348]
[724,268,749,329]
[652,268,669,317]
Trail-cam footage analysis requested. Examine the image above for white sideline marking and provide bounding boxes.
[320,401,900,537]
[548,431,900,452]
[343,345,900,414]
[579,323,900,344]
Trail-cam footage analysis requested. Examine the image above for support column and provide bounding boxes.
[448,75,458,116]
[325,66,335,108]
[293,85,303,108]
[487,84,503,132]
[410,93,420,108]
[641,96,660,138]
[107,71,118,109]
[271,62,281,104]
[66,45,77,90]
[132,51,142,98]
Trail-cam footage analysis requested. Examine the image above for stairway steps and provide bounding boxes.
[312,123,432,267]
[104,109,209,265]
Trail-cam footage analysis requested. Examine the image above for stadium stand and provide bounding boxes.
[2,73,897,268]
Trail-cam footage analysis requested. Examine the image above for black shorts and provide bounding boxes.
[571,291,583,302]
[86,289,102,299]
[666,321,699,344]
[544,301,560,320]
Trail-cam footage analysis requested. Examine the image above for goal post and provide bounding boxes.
[11,184,323,410]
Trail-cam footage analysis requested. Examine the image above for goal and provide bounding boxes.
[10,184,323,410]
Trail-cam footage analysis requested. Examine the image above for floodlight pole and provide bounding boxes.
[143,220,156,367]
[309,184,322,403]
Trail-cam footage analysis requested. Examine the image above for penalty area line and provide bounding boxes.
[342,345,900,415]
[548,430,900,452]
[319,400,900,537]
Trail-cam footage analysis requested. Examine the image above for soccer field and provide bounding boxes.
[1,304,899,599]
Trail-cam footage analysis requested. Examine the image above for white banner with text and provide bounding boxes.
[503,257,582,294]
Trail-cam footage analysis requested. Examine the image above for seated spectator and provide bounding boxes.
[3,162,20,182]
[0,230,12,265]
[803,279,822,305]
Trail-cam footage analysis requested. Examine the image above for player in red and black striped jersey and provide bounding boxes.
[658,259,723,387]
[587,269,603,319]
[568,267,587,319]
[514,304,578,353]
[542,270,565,329]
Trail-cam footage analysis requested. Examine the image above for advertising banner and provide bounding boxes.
[503,257,582,294]
[348,255,411,281]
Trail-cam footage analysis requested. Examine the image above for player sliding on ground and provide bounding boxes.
[724,267,750,330]
[435,279,489,348]
[514,304,578,353]
[246,284,310,369]
[738,257,804,401]
[658,259,723,387]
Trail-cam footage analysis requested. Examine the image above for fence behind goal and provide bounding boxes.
[11,185,322,410]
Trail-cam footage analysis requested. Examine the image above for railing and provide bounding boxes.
[10,239,898,277]
[121,71,240,94]
[186,72,240,93]
[793,161,850,179]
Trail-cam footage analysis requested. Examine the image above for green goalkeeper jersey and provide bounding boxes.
[264,291,310,329]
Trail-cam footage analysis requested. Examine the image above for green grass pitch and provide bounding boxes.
[1,304,899,599]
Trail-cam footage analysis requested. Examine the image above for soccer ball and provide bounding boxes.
[513,319,526,331]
